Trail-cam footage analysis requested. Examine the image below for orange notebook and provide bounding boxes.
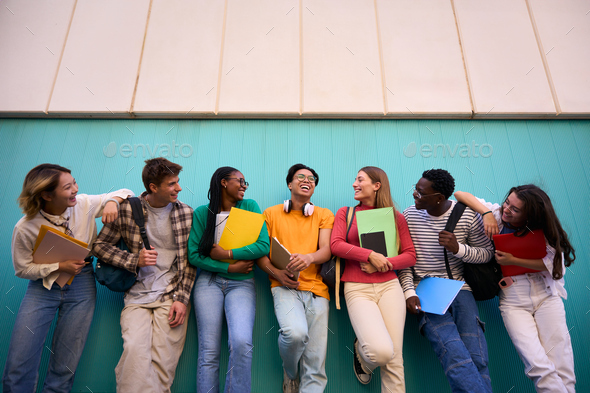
[493,230,547,276]
[33,225,90,287]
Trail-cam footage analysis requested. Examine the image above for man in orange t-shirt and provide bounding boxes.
[257,164,334,393]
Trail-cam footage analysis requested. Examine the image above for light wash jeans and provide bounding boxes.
[2,264,96,393]
[418,290,492,393]
[499,273,575,393]
[194,270,256,393]
[271,286,329,393]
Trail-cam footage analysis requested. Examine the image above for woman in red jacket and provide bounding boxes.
[330,166,416,393]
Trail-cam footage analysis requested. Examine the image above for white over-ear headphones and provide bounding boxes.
[283,200,314,217]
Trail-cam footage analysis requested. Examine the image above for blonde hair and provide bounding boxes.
[18,164,71,219]
[358,166,401,251]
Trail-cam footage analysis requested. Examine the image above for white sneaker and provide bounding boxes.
[283,368,300,393]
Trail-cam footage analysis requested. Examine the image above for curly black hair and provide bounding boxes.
[422,169,455,199]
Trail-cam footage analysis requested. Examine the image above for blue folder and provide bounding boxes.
[416,277,465,315]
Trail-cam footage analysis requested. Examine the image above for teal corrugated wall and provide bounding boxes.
[0,119,588,393]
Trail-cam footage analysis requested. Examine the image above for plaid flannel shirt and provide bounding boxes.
[92,193,196,306]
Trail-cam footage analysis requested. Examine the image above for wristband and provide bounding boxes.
[481,211,492,216]
[105,198,120,208]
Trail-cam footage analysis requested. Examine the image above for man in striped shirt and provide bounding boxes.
[398,169,494,393]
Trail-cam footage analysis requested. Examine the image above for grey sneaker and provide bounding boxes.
[283,368,300,393]
[353,338,372,385]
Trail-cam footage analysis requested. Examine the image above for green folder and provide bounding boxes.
[355,207,398,257]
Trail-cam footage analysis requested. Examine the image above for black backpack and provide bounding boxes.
[95,197,151,292]
[444,202,502,301]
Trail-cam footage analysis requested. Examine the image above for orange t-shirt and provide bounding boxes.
[263,204,334,300]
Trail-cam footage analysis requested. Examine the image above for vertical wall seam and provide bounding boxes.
[45,0,78,114]
[450,0,475,118]
[525,0,561,116]
[299,0,303,115]
[214,0,229,115]
[373,0,387,115]
[129,0,153,116]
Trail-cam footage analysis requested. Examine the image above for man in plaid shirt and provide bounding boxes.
[93,157,196,393]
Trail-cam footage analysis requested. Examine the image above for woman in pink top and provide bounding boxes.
[330,166,416,393]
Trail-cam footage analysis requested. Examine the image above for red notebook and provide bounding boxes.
[493,230,547,276]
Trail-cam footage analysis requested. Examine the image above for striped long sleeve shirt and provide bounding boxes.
[397,201,494,299]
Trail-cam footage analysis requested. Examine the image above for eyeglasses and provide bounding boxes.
[295,174,317,183]
[226,177,249,188]
[412,185,442,199]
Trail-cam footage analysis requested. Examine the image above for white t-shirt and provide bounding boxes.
[126,202,178,305]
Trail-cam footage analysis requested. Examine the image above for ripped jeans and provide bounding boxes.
[418,290,492,393]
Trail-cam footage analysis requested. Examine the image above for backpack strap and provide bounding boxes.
[443,202,466,280]
[335,206,356,310]
[128,197,151,250]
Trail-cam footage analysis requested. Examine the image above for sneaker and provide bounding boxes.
[353,338,372,385]
[283,368,300,393]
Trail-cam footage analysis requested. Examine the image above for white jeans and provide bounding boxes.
[499,273,575,393]
[344,280,407,393]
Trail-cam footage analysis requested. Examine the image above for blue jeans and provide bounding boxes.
[2,264,96,393]
[194,270,256,393]
[271,286,329,393]
[418,290,492,393]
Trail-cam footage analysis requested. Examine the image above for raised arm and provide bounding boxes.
[455,191,499,239]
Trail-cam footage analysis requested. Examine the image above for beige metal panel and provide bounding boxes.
[48,0,150,115]
[217,0,299,114]
[377,0,471,116]
[0,0,75,114]
[133,0,224,115]
[529,0,590,115]
[302,0,384,115]
[454,0,556,116]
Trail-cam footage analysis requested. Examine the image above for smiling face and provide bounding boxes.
[42,172,79,214]
[288,169,316,200]
[501,192,527,227]
[353,170,380,206]
[222,171,247,202]
[150,174,182,206]
[412,177,444,211]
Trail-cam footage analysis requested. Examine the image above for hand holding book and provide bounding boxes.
[58,259,86,276]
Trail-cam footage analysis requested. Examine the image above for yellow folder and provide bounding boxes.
[218,207,264,263]
[33,225,90,287]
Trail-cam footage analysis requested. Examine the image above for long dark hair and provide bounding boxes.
[504,185,575,279]
[197,166,239,257]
